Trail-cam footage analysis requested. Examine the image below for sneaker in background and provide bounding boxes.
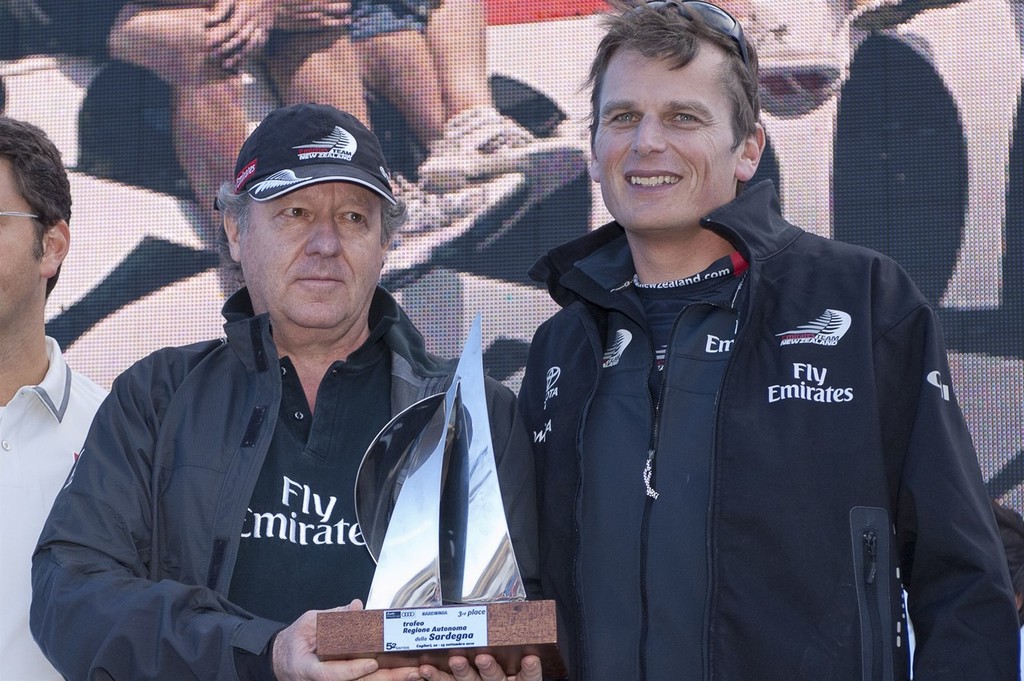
[417,106,537,191]
[386,172,526,275]
[393,172,486,233]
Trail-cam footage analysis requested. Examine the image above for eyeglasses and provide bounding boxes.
[639,1,752,73]
[0,211,39,219]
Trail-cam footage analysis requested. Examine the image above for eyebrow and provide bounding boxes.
[600,99,715,120]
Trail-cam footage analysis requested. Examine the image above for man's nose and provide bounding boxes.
[632,116,668,155]
[305,219,342,256]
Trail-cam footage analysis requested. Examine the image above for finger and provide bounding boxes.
[279,15,330,31]
[217,32,254,70]
[206,14,245,54]
[205,0,236,28]
[372,666,425,681]
[290,9,322,21]
[419,658,464,681]
[515,656,543,681]
[471,654,506,681]
[219,23,264,69]
[207,0,268,51]
[324,657,381,679]
[277,9,346,31]
[250,25,269,51]
[323,0,352,17]
[449,655,474,680]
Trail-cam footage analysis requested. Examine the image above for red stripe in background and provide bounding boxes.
[485,0,609,25]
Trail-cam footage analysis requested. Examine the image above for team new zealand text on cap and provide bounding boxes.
[233,103,396,204]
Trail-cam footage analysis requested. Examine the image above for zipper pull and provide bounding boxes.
[863,529,878,585]
[643,451,659,499]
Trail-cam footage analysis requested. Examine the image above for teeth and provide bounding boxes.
[630,175,678,186]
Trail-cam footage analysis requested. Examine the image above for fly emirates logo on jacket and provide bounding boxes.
[241,476,364,547]
[769,309,855,404]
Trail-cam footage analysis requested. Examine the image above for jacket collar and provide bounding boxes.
[702,180,802,261]
[531,180,801,308]
[218,286,449,378]
[220,288,273,373]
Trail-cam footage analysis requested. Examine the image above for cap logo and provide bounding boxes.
[236,105,394,203]
[235,159,257,192]
[293,126,357,162]
[249,169,309,197]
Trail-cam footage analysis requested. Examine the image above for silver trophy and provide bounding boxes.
[317,315,563,676]
[357,314,525,607]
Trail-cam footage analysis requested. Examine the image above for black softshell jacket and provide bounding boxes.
[518,181,1019,681]
[31,287,539,680]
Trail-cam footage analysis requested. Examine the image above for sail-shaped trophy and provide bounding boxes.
[317,316,564,677]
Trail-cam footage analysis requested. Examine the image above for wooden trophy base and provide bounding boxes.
[317,600,566,678]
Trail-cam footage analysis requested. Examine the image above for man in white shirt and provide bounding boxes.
[0,115,106,680]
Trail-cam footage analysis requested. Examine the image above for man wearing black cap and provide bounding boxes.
[29,103,542,681]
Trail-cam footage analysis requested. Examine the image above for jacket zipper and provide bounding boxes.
[639,299,742,681]
[642,406,664,498]
[862,529,883,681]
[639,392,663,680]
[638,318,673,681]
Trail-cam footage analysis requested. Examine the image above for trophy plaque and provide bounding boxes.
[316,316,565,678]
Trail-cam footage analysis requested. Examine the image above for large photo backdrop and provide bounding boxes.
[1,0,1021,509]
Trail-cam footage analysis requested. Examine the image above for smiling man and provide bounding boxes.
[517,2,1019,680]
[30,103,541,681]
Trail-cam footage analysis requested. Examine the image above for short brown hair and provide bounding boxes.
[0,116,71,296]
[587,0,761,150]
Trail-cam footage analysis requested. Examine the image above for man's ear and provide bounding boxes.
[589,150,603,184]
[223,215,243,263]
[735,123,766,183]
[39,220,70,279]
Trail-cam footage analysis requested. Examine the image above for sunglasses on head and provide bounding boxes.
[637,1,752,72]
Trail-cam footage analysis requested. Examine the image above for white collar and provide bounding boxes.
[28,337,73,423]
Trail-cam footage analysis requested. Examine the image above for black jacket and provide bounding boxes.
[31,287,539,680]
[518,182,1018,681]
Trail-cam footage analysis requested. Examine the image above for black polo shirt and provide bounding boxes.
[229,321,394,623]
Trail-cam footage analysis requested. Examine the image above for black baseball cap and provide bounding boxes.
[231,103,396,205]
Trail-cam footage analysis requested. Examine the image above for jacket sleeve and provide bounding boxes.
[30,360,282,681]
[875,301,1020,679]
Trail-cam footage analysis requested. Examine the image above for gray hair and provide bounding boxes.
[214,181,407,286]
